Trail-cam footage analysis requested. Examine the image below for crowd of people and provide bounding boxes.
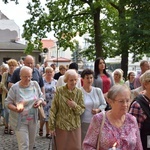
[0,56,149,150]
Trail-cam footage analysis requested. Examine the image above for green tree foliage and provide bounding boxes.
[22,0,118,59]
[127,0,150,60]
[3,0,149,78]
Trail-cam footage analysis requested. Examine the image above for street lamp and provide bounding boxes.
[56,41,59,67]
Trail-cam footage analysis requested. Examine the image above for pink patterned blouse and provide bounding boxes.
[82,112,143,150]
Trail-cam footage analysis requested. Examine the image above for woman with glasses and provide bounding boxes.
[5,66,44,150]
[83,84,143,150]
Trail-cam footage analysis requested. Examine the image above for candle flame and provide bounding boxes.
[17,103,23,109]
[113,142,117,147]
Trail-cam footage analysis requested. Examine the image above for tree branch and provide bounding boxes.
[109,2,119,11]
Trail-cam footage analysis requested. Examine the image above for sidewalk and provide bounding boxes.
[0,123,51,150]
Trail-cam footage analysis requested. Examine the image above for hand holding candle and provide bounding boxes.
[108,142,120,150]
[16,101,24,112]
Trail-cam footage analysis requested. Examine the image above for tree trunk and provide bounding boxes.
[93,7,102,58]
[119,0,129,79]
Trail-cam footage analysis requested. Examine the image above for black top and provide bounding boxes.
[54,72,63,80]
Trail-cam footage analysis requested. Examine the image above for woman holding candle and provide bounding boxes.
[83,84,143,150]
[5,66,44,150]
[49,69,85,150]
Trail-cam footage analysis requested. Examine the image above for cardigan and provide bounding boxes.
[81,86,107,123]
[5,81,44,130]
[93,74,114,93]
[49,85,85,131]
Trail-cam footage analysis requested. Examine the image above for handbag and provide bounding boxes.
[96,111,106,150]
[38,104,46,119]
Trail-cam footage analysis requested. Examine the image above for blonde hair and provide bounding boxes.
[45,66,54,72]
[140,70,150,83]
[113,69,123,79]
[7,59,18,67]
[64,69,78,83]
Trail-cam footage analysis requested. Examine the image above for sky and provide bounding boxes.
[0,0,55,40]
[0,1,30,37]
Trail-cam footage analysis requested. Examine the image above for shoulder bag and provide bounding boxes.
[96,111,106,150]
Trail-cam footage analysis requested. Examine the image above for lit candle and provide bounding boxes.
[112,142,117,150]
[17,102,24,110]
[108,142,118,150]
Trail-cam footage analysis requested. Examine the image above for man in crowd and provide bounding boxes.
[9,55,44,93]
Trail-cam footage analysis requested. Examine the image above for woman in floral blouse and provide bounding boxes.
[49,69,85,150]
[39,66,57,138]
[83,84,143,150]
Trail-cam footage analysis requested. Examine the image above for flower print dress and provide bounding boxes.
[43,78,57,121]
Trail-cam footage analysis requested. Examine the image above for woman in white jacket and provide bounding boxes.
[80,68,107,143]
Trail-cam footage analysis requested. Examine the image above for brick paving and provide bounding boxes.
[0,122,51,150]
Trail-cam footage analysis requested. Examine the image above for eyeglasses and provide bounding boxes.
[22,76,32,79]
[114,99,131,104]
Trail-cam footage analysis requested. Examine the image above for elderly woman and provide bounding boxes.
[113,69,124,85]
[1,59,18,134]
[39,66,57,138]
[49,69,85,150]
[5,66,44,150]
[80,68,107,142]
[0,63,9,123]
[129,70,150,150]
[83,84,143,150]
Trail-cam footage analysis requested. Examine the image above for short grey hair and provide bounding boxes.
[107,84,130,101]
[64,69,78,83]
[20,66,32,76]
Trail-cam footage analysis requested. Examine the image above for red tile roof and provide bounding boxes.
[41,39,55,48]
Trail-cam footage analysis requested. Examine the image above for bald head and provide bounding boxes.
[24,55,35,69]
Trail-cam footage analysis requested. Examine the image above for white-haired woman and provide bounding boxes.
[113,69,124,85]
[49,69,85,150]
[5,66,44,150]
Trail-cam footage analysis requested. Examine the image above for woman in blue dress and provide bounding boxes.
[39,66,57,138]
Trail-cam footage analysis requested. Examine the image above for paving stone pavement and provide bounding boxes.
[0,123,51,150]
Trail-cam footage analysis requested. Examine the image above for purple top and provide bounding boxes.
[134,73,141,88]
[82,112,143,150]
